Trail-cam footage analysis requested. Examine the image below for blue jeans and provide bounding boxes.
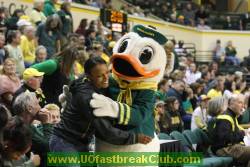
[49,134,89,167]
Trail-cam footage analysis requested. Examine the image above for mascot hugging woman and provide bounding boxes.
[91,24,172,166]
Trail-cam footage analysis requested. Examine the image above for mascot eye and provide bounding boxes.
[139,46,154,64]
[118,38,130,53]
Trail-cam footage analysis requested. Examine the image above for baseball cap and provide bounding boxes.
[199,95,210,101]
[23,68,44,81]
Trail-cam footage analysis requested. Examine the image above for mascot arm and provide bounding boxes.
[93,118,137,145]
[117,90,155,126]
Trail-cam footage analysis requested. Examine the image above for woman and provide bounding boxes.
[32,45,79,105]
[159,96,184,134]
[75,18,88,36]
[0,58,21,108]
[191,95,210,130]
[2,117,40,167]
[57,2,73,46]
[36,14,62,58]
[50,56,151,157]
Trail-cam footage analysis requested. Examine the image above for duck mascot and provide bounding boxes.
[90,24,174,165]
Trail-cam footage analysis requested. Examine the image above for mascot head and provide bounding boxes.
[111,25,167,83]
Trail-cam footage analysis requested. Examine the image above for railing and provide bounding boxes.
[195,50,213,63]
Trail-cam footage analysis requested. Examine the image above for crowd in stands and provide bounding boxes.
[71,0,250,31]
[1,0,250,167]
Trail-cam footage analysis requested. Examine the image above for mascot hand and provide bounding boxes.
[90,93,119,118]
[58,85,71,112]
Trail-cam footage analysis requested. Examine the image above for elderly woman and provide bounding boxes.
[0,58,21,108]
[36,14,62,58]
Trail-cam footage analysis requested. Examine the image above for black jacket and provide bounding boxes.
[53,76,137,149]
[12,84,47,109]
[211,109,245,153]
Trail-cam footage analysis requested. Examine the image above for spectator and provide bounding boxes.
[12,91,53,167]
[13,68,47,108]
[167,80,191,128]
[223,16,235,30]
[190,82,203,109]
[191,95,210,130]
[185,63,201,84]
[195,5,209,22]
[197,19,211,30]
[154,100,165,134]
[75,18,88,36]
[34,45,47,64]
[32,45,78,105]
[30,0,47,26]
[3,117,41,167]
[164,41,175,76]
[207,77,224,99]
[43,0,58,16]
[36,14,62,58]
[182,3,195,26]
[210,94,250,166]
[0,58,21,108]
[213,39,225,62]
[5,30,25,76]
[0,33,6,65]
[225,40,240,65]
[159,96,183,133]
[182,87,194,115]
[57,2,73,46]
[85,28,96,50]
[156,79,169,101]
[5,9,24,32]
[92,43,109,64]
[20,25,37,67]
[0,7,7,34]
[177,15,185,25]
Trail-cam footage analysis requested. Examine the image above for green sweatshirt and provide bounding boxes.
[108,77,156,137]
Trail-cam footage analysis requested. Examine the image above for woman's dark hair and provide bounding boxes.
[164,96,178,111]
[84,56,106,75]
[12,9,24,18]
[3,117,32,152]
[79,19,88,28]
[6,30,19,44]
[157,79,168,90]
[54,45,79,76]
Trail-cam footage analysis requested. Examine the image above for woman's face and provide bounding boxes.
[89,64,109,89]
[3,60,16,74]
[50,20,58,29]
[173,100,180,111]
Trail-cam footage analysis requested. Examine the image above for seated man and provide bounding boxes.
[210,94,250,166]
[13,68,47,108]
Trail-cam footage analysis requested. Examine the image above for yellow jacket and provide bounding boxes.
[20,35,36,64]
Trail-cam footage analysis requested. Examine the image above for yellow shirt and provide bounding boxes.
[30,9,47,26]
[20,35,36,64]
[207,89,222,99]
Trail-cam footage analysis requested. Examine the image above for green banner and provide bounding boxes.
[47,152,203,166]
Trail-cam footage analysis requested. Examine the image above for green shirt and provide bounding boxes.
[43,0,56,16]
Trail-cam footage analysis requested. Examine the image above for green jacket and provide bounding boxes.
[108,77,156,137]
[43,0,56,16]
